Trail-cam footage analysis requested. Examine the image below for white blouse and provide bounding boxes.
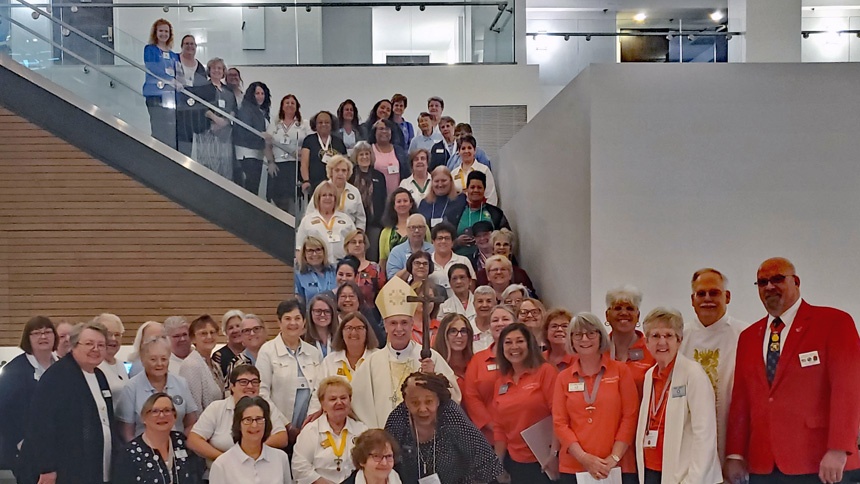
[210,443,293,484]
[257,337,323,424]
[179,350,226,412]
[399,175,432,205]
[295,210,357,264]
[270,118,312,162]
[451,161,497,205]
[306,183,367,231]
[191,396,289,453]
[291,417,368,484]
[319,349,376,383]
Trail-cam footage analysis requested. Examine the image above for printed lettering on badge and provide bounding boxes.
[799,351,821,368]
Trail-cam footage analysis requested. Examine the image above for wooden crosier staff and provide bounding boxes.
[407,283,446,359]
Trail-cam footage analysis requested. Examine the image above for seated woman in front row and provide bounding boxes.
[385,372,504,484]
[114,392,204,484]
[209,396,293,484]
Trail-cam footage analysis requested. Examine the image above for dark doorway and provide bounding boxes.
[52,0,114,65]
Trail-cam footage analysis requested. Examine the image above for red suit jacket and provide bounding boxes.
[726,300,860,475]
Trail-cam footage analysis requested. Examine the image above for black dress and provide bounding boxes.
[113,431,204,484]
[385,400,503,484]
[303,134,348,193]
[0,353,51,471]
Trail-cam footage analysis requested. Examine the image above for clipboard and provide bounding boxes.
[520,416,560,480]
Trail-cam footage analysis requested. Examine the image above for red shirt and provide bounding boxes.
[552,354,639,474]
[463,346,499,442]
[411,319,440,345]
[643,359,676,471]
[543,349,575,372]
[493,363,558,463]
[609,330,656,397]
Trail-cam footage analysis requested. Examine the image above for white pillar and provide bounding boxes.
[730,0,801,62]
[515,0,527,64]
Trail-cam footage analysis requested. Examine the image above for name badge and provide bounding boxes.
[162,52,170,59]
[430,217,443,226]
[418,474,442,484]
[436,149,444,154]
[327,231,342,243]
[498,383,509,395]
[388,164,400,175]
[799,350,821,368]
[486,364,497,371]
[629,349,644,361]
[671,385,686,398]
[175,449,187,459]
[568,382,585,392]
[643,430,658,448]
[218,99,226,109]
[101,389,112,398]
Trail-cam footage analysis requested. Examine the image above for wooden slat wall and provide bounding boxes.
[0,107,293,345]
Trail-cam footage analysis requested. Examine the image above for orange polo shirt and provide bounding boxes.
[543,350,576,372]
[463,346,499,443]
[643,359,675,472]
[609,330,656,398]
[493,363,558,463]
[552,354,639,474]
[412,319,440,346]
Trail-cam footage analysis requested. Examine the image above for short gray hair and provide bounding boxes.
[91,313,124,333]
[501,284,526,301]
[565,312,610,354]
[163,316,188,333]
[222,309,246,335]
[69,321,108,347]
[691,268,728,290]
[243,314,264,326]
[140,335,172,359]
[605,285,643,309]
[485,254,512,272]
[474,285,496,298]
[642,307,684,338]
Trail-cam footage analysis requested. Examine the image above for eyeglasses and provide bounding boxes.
[518,309,541,318]
[235,378,261,387]
[340,293,358,300]
[408,225,426,231]
[755,274,793,287]
[412,260,430,267]
[78,341,106,350]
[370,453,395,463]
[306,248,324,255]
[241,416,267,425]
[434,235,452,241]
[694,290,724,298]
[30,329,53,338]
[447,328,469,337]
[108,331,124,340]
[572,330,600,341]
[487,267,509,274]
[343,325,367,333]
[147,408,176,416]
[548,323,569,332]
[312,309,333,316]
[647,332,678,341]
[242,326,265,335]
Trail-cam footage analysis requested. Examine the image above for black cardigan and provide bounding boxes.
[18,354,120,484]
[233,100,268,150]
[0,353,42,470]
[350,167,388,229]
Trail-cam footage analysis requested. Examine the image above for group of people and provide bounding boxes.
[1,256,857,484]
[143,18,495,220]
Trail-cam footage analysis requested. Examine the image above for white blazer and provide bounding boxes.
[636,353,722,484]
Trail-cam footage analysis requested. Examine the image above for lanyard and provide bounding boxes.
[579,368,605,408]
[340,360,353,381]
[649,368,674,421]
[458,167,467,189]
[338,191,347,211]
[319,214,336,232]
[325,429,349,470]
[411,178,430,195]
[412,416,437,477]
[466,204,485,228]
[430,199,449,220]
[318,134,331,152]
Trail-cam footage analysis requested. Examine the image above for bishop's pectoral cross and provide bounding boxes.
[407,284,447,359]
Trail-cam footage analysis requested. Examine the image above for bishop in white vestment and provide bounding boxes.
[351,278,461,428]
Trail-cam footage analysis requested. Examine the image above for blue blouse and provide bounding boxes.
[294,266,337,305]
[143,44,180,98]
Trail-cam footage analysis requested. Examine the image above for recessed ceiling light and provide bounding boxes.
[710,10,724,21]
[634,12,647,22]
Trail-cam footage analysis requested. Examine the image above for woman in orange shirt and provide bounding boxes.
[605,285,655,395]
[492,322,558,484]
[552,312,639,484]
[463,305,517,443]
[543,308,575,371]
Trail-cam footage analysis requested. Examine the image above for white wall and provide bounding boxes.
[497,63,860,326]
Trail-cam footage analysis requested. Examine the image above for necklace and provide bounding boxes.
[325,428,349,472]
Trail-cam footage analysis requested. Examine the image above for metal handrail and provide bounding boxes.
[527,31,744,39]
[7,0,283,152]
[11,1,507,7]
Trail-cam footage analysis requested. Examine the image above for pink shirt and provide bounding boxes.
[373,144,400,195]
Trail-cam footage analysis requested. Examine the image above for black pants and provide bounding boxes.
[562,472,640,484]
[643,469,661,484]
[505,455,553,484]
[145,96,177,150]
[751,470,848,484]
[240,156,264,194]
[268,160,297,213]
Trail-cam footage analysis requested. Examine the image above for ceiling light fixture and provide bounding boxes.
[633,12,646,22]
[710,10,723,21]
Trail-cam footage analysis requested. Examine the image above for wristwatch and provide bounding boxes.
[610,454,622,463]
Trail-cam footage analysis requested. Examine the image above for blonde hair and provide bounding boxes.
[312,181,339,211]
[326,155,354,180]
[425,166,458,202]
[299,236,329,273]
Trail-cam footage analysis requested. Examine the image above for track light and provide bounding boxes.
[802,32,809,39]
[394,4,401,11]
[419,4,425,11]
[305,5,311,12]
[585,35,591,41]
[281,5,286,11]
[187,6,193,12]
[162,6,169,12]
[563,34,569,41]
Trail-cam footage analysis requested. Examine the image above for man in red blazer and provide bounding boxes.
[726,257,860,484]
